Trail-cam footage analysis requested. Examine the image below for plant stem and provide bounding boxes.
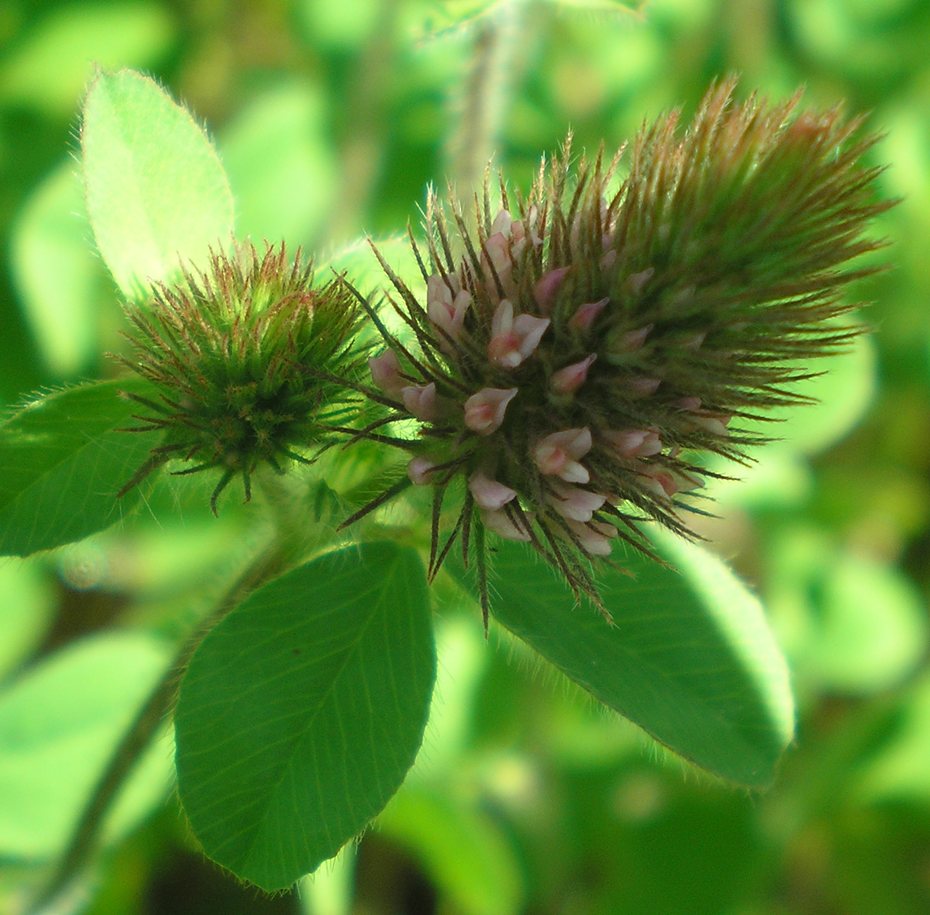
[444,0,522,207]
[26,540,288,915]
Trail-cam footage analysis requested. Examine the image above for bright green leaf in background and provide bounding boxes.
[0,558,55,681]
[452,531,794,788]
[81,69,234,298]
[739,332,877,457]
[220,82,337,248]
[853,671,930,806]
[0,632,173,859]
[378,785,524,915]
[0,379,161,556]
[0,2,175,116]
[175,542,435,890]
[10,162,109,378]
[768,528,928,696]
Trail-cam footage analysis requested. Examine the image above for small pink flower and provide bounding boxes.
[481,507,532,542]
[369,349,405,397]
[547,481,606,522]
[482,210,541,296]
[627,376,661,397]
[489,208,514,237]
[675,396,732,436]
[468,471,517,510]
[682,331,707,351]
[641,466,703,499]
[533,427,593,483]
[427,274,472,344]
[565,518,617,556]
[550,354,597,395]
[483,231,511,280]
[615,324,653,352]
[487,299,551,368]
[533,266,570,312]
[603,428,663,459]
[401,382,437,422]
[407,456,437,485]
[507,206,542,259]
[626,267,654,295]
[691,413,732,437]
[568,297,609,332]
[464,387,518,435]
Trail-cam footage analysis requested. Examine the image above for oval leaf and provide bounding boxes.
[174,541,435,890]
[451,531,794,788]
[10,161,107,377]
[0,632,173,859]
[81,68,234,298]
[0,379,160,556]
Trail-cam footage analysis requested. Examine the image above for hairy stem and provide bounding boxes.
[324,2,399,244]
[443,0,522,207]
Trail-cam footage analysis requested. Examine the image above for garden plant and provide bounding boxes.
[1,3,927,914]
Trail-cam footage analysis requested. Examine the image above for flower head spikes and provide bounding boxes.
[115,242,364,513]
[343,79,890,623]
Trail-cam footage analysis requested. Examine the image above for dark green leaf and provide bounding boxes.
[450,530,794,788]
[175,541,435,890]
[0,379,160,556]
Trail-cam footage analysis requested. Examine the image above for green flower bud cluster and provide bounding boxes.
[117,243,362,513]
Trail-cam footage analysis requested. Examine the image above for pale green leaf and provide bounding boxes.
[769,530,928,695]
[741,331,877,456]
[0,632,173,859]
[0,559,56,681]
[10,162,108,377]
[220,82,337,247]
[81,68,234,298]
[0,2,176,115]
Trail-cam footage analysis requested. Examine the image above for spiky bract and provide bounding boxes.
[117,243,362,512]
[348,80,889,620]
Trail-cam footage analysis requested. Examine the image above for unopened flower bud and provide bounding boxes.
[550,354,597,395]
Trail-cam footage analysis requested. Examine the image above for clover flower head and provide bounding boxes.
[345,79,890,622]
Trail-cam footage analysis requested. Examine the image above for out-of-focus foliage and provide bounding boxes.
[0,0,927,912]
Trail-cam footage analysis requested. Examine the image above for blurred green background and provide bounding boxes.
[1,0,929,912]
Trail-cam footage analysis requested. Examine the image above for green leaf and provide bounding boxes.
[853,671,930,806]
[0,559,55,681]
[768,529,928,695]
[10,161,108,377]
[0,2,176,115]
[81,68,234,299]
[175,541,435,890]
[741,332,877,456]
[0,632,173,859]
[0,379,161,556]
[378,785,524,915]
[450,530,794,788]
[220,82,337,247]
